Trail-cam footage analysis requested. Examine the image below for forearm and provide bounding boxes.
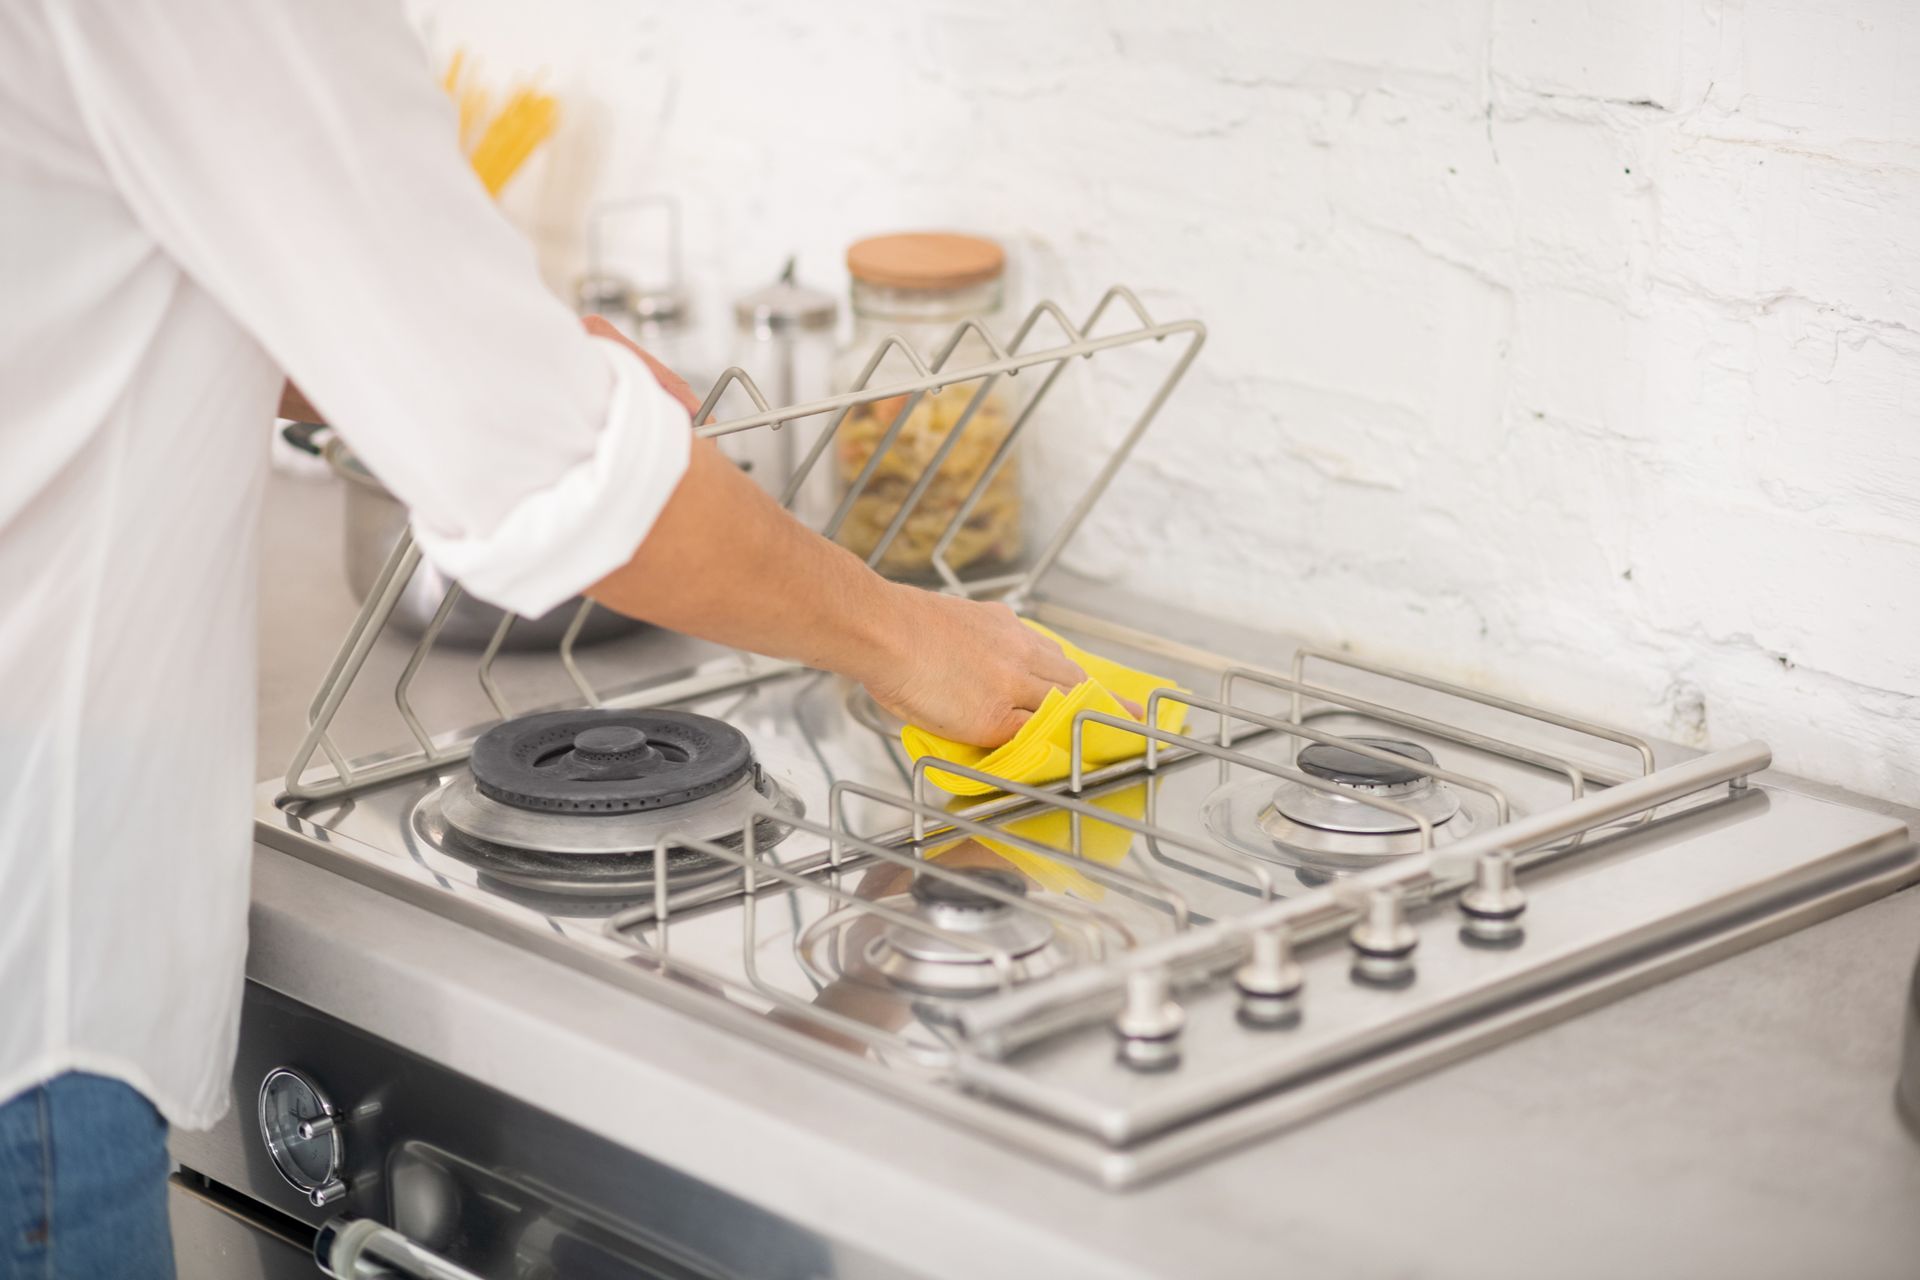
[587,435,907,686]
[582,318,1081,749]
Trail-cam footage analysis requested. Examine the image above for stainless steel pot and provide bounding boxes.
[283,422,643,650]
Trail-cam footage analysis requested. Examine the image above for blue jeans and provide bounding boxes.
[0,1073,173,1280]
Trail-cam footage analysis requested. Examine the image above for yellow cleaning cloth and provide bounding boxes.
[925,782,1149,901]
[903,622,1189,797]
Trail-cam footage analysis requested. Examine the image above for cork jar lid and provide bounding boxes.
[846,232,1005,290]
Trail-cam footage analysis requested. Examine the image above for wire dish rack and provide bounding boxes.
[276,287,1916,1187]
[283,285,1203,802]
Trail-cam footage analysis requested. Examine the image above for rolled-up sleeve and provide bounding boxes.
[42,0,690,617]
[410,336,688,616]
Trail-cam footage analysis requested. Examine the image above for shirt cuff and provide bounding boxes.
[410,336,693,619]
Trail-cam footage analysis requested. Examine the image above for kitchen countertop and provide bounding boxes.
[250,469,1920,1279]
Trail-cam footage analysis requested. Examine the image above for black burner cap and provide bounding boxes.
[470,709,753,814]
[910,866,1027,911]
[1297,737,1435,787]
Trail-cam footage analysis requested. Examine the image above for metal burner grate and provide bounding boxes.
[577,625,1909,1184]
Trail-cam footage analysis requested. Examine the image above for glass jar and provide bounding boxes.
[833,232,1023,581]
[576,196,716,390]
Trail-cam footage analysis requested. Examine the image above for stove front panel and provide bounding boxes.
[173,982,882,1279]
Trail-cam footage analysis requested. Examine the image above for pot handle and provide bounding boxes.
[281,419,333,456]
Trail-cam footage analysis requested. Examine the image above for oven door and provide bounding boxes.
[168,1171,315,1280]
[173,1157,711,1280]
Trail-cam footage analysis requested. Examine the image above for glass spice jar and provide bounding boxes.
[833,232,1023,581]
[728,258,838,507]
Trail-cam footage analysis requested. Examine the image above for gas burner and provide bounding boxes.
[413,708,801,898]
[798,866,1107,999]
[468,708,754,814]
[869,868,1066,996]
[1202,736,1480,872]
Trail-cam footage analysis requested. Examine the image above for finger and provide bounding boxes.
[582,316,704,419]
[1014,674,1058,713]
[1116,695,1145,720]
[634,348,702,419]
[1029,640,1086,692]
[961,705,1032,750]
[581,313,622,343]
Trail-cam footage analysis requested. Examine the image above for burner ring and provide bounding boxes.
[1297,738,1437,790]
[885,868,1055,965]
[470,709,753,814]
[1201,768,1481,872]
[910,866,1027,911]
[418,770,805,899]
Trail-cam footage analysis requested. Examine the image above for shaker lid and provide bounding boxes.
[576,276,690,326]
[846,232,1004,290]
[632,285,688,324]
[735,258,837,332]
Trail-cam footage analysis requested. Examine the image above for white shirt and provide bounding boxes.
[0,0,691,1128]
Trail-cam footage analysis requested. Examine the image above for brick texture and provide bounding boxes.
[411,0,1920,801]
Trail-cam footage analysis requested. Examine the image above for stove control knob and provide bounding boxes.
[1459,849,1527,946]
[1349,886,1418,986]
[1113,968,1184,1071]
[297,1114,338,1141]
[258,1067,348,1208]
[1235,926,1304,1027]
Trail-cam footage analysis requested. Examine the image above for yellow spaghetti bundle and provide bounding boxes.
[440,49,558,198]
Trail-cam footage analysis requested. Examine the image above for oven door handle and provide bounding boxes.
[314,1216,486,1280]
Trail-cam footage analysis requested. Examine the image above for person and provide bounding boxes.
[0,3,1085,1275]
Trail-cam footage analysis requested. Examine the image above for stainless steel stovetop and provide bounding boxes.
[260,593,1919,1188]
[258,290,1920,1189]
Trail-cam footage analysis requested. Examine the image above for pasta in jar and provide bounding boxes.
[835,384,1022,577]
[835,232,1024,581]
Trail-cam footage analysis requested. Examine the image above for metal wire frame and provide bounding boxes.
[777,663,1658,1045]
[1284,649,1657,785]
[803,808,1119,955]
[603,804,1150,1064]
[596,700,1516,1056]
[602,723,1762,1065]
[901,757,1281,902]
[1139,688,1510,820]
[829,779,1199,928]
[1217,666,1594,799]
[764,810,1119,976]
[281,287,1205,803]
[938,739,1772,1055]
[790,674,1732,1057]
[632,719,1760,1062]
[609,829,957,1068]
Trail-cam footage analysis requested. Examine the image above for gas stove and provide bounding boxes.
[257,593,1919,1191]
[240,291,1917,1240]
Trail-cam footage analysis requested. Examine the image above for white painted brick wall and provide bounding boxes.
[412,0,1920,801]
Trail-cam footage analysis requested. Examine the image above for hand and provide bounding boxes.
[583,315,702,419]
[858,590,1086,748]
